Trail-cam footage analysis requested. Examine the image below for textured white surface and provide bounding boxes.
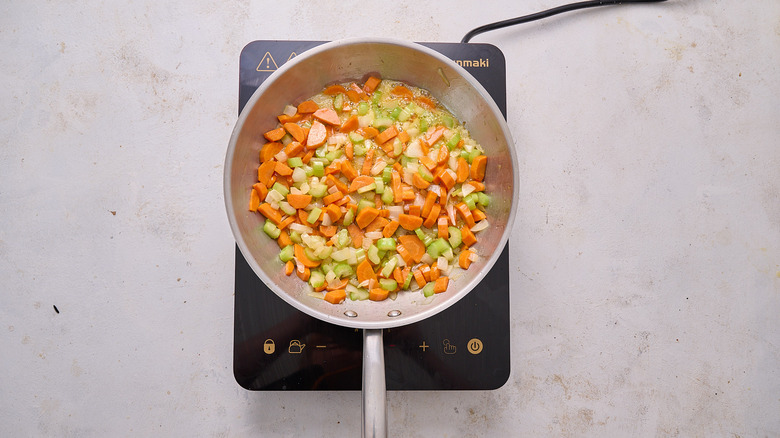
[1,1,778,437]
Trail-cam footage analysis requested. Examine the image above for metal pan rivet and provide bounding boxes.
[344,310,358,318]
[387,310,402,318]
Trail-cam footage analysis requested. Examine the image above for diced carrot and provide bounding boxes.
[257,203,282,225]
[274,161,293,177]
[369,288,389,301]
[428,264,441,281]
[425,126,445,145]
[413,269,427,288]
[302,149,314,164]
[322,191,344,206]
[294,244,321,268]
[407,205,421,217]
[361,148,375,176]
[356,207,380,229]
[392,267,403,284]
[396,244,414,265]
[401,188,415,202]
[459,249,474,269]
[281,123,304,143]
[419,156,437,171]
[324,289,347,304]
[278,215,296,230]
[348,175,375,193]
[249,188,261,211]
[257,160,276,186]
[297,209,310,225]
[412,173,430,190]
[313,108,340,125]
[470,155,487,182]
[398,234,425,263]
[365,216,390,233]
[363,76,381,93]
[456,157,469,183]
[325,174,349,194]
[469,181,486,192]
[253,182,268,202]
[285,194,310,210]
[296,266,310,282]
[398,214,423,231]
[391,171,402,203]
[436,144,449,164]
[347,223,364,248]
[278,113,302,124]
[357,259,377,283]
[472,208,487,222]
[391,85,414,100]
[461,226,478,247]
[327,279,349,292]
[345,89,360,102]
[421,265,432,282]
[433,276,449,293]
[339,160,358,181]
[314,282,328,292]
[339,115,359,133]
[260,142,284,163]
[323,204,342,222]
[323,84,347,95]
[297,101,319,114]
[284,141,304,158]
[264,127,286,142]
[345,141,354,160]
[382,220,399,238]
[306,120,327,149]
[437,216,449,239]
[437,168,456,191]
[421,191,437,218]
[397,130,410,143]
[455,202,476,228]
[285,260,295,276]
[319,225,338,237]
[417,95,436,109]
[423,204,441,229]
[277,229,293,248]
[360,126,379,139]
[375,125,398,145]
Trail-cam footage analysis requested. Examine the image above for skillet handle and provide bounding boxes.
[362,328,386,438]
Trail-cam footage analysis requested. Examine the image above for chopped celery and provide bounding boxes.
[447,227,462,248]
[271,182,289,197]
[417,165,434,182]
[287,156,303,168]
[290,230,302,244]
[312,161,325,177]
[337,229,350,248]
[334,93,344,111]
[316,245,333,260]
[398,105,413,122]
[357,182,376,194]
[325,149,342,162]
[353,143,367,157]
[403,270,413,289]
[381,256,397,278]
[422,282,435,297]
[477,192,490,206]
[427,238,451,259]
[468,149,481,163]
[280,201,296,216]
[280,133,293,146]
[349,132,365,143]
[415,228,434,247]
[355,248,366,264]
[343,208,355,226]
[309,270,325,289]
[376,238,396,251]
[374,177,385,194]
[357,198,374,212]
[333,263,353,278]
[418,117,428,133]
[382,166,392,183]
[348,284,369,301]
[367,244,380,265]
[380,278,398,291]
[381,188,394,205]
[358,101,370,116]
[279,245,294,262]
[374,117,393,129]
[441,114,454,128]
[307,208,322,224]
[315,146,327,158]
[309,182,328,198]
[263,220,281,239]
[446,132,461,150]
[389,107,402,120]
[464,193,478,210]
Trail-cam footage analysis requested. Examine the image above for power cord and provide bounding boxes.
[461,0,669,43]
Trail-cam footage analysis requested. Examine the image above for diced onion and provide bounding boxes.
[395,253,406,267]
[274,150,288,162]
[283,105,297,117]
[292,167,307,183]
[371,159,386,176]
[387,205,403,221]
[471,219,489,233]
[446,204,456,225]
[405,140,422,158]
[461,183,476,197]
[265,190,284,204]
[289,223,314,234]
[321,213,332,227]
[428,185,441,196]
[365,231,383,241]
[469,252,479,262]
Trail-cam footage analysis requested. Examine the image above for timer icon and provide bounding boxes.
[467,338,483,355]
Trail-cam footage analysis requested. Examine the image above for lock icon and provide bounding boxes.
[263,339,275,354]
[288,340,305,354]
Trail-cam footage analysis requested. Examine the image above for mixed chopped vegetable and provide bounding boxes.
[249,76,489,304]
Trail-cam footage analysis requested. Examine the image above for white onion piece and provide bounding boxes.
[365,231,383,241]
[387,205,403,221]
[471,219,489,233]
[289,223,313,234]
[283,105,297,117]
[461,183,476,197]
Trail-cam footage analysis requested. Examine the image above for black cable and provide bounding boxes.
[461,0,668,43]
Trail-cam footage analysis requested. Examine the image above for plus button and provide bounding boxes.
[419,341,429,352]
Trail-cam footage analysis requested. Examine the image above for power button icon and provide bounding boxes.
[467,338,483,355]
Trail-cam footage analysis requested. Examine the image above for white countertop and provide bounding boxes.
[2,1,778,436]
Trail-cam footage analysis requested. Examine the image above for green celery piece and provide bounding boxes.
[379,278,398,291]
[349,132,365,143]
[422,282,435,297]
[358,101,370,116]
[446,132,461,150]
[477,192,490,207]
[271,182,289,197]
[307,208,322,224]
[309,183,328,198]
[279,245,294,262]
[343,208,355,226]
[381,187,394,205]
[263,220,281,239]
[448,227,462,248]
[309,270,325,289]
[426,238,451,259]
[334,93,344,111]
[376,238,396,251]
[333,263,354,278]
[312,161,325,177]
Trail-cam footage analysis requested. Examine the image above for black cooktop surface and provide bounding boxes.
[234,40,510,391]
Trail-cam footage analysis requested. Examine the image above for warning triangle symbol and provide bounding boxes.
[256,52,278,72]
[287,52,298,62]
